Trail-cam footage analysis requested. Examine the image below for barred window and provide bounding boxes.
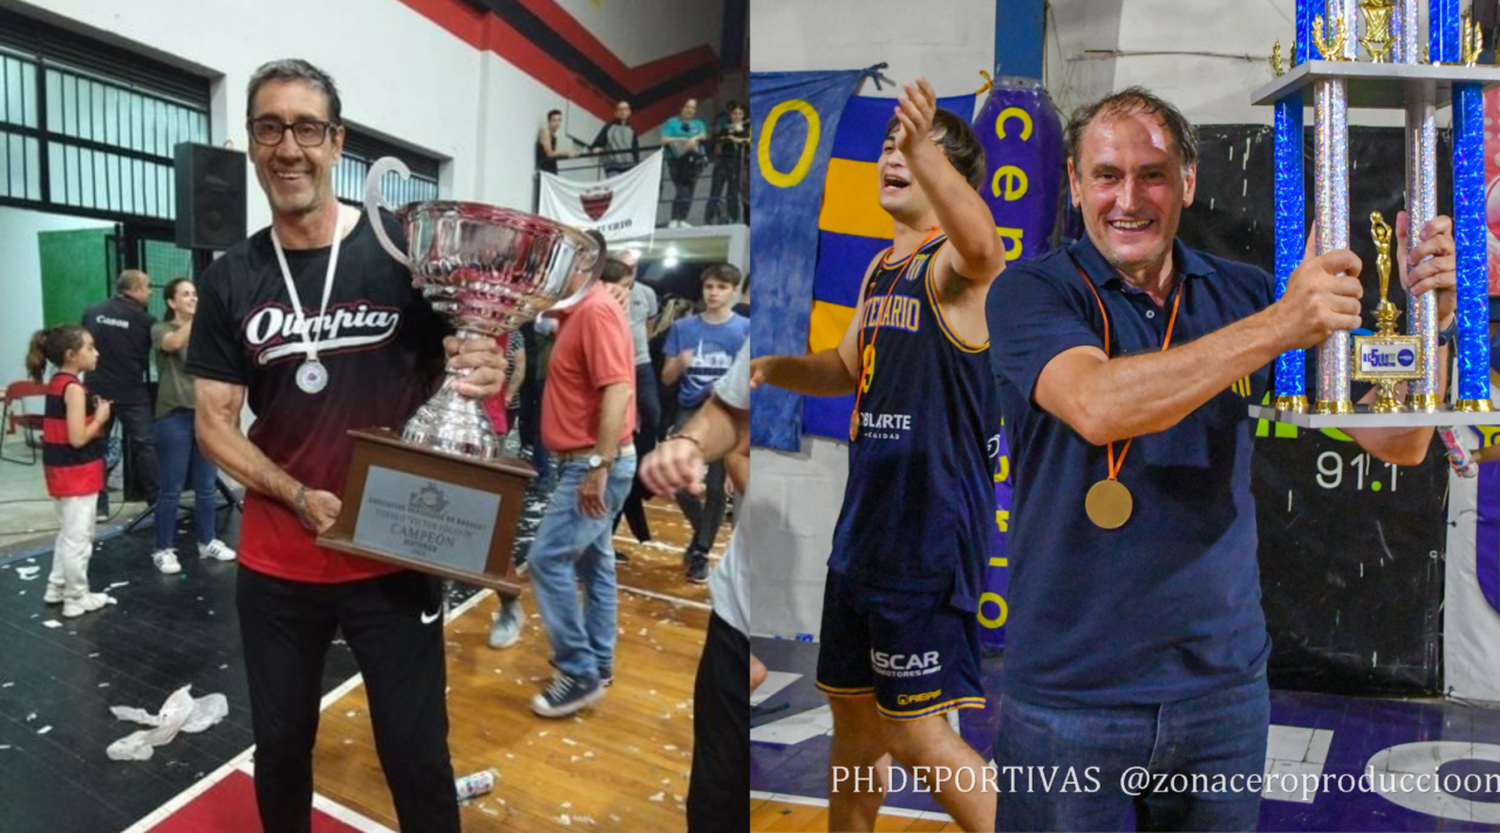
[336,128,441,207]
[0,9,210,220]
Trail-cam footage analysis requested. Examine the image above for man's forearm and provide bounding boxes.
[673,395,743,462]
[762,350,857,398]
[594,382,632,459]
[194,409,301,507]
[162,320,192,352]
[907,142,1002,278]
[1345,343,1450,466]
[662,357,687,386]
[1050,308,1287,445]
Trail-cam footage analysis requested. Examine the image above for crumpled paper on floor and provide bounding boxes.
[107,685,228,761]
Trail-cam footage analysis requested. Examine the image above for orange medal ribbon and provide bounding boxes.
[1073,258,1184,528]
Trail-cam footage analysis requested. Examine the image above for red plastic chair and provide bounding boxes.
[1,380,47,465]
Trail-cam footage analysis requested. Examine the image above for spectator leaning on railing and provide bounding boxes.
[591,100,641,178]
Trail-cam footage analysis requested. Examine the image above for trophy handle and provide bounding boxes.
[546,229,609,315]
[364,156,411,268]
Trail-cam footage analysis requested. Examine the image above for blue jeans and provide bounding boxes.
[152,408,219,551]
[994,674,1269,832]
[528,456,636,680]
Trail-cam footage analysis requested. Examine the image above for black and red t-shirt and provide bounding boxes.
[42,372,104,498]
[187,211,448,583]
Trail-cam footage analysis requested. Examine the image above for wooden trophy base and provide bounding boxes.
[317,428,534,599]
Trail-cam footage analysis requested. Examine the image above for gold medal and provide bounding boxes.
[1068,258,1183,533]
[850,410,860,441]
[1085,479,1133,529]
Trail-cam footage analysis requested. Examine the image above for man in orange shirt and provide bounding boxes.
[528,257,638,717]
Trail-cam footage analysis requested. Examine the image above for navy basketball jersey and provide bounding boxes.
[829,234,1000,607]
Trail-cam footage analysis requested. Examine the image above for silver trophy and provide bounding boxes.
[363,156,603,459]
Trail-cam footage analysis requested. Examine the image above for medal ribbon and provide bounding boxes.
[1072,257,1185,482]
[271,205,347,365]
[850,227,942,441]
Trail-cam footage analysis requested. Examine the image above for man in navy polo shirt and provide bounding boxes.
[987,87,1457,831]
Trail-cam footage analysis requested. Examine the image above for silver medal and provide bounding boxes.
[296,358,329,394]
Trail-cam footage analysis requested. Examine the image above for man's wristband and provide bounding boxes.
[665,433,704,452]
[292,483,308,517]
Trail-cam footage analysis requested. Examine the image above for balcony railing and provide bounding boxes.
[535,139,749,229]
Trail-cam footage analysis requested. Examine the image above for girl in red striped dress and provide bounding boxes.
[26,325,116,618]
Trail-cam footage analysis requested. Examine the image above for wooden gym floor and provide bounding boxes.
[0,479,724,833]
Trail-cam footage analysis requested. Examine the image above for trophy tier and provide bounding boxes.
[1247,404,1497,428]
[1252,60,1500,108]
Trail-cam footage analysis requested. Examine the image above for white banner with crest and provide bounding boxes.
[538,150,663,242]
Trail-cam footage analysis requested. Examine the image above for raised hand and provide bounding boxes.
[892,77,939,161]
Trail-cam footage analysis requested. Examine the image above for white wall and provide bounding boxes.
[18,0,487,227]
[0,207,113,380]
[5,0,725,372]
[746,0,996,639]
[16,0,726,223]
[1043,0,1123,120]
[1049,0,1410,128]
[750,0,996,95]
[557,0,725,67]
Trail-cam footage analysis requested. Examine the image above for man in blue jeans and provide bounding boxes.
[527,259,638,717]
[987,87,1456,830]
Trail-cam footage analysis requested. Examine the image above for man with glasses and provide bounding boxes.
[82,269,159,519]
[189,58,506,833]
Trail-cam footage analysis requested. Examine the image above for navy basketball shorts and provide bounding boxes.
[815,568,985,720]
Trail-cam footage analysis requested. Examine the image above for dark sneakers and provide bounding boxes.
[531,671,605,718]
[686,548,709,584]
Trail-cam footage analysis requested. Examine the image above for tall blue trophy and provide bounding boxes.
[1253,0,1500,428]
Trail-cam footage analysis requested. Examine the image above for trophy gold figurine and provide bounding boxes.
[1351,212,1424,413]
[1358,0,1396,63]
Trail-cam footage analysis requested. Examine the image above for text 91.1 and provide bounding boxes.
[1316,450,1399,491]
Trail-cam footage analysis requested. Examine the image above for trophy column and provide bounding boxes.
[1273,96,1307,413]
[1314,69,1353,414]
[1453,81,1493,412]
[1405,91,1440,409]
[1252,0,1500,429]
[1271,0,1316,413]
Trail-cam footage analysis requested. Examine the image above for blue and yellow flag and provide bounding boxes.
[749,70,866,451]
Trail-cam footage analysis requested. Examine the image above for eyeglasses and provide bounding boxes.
[247,118,336,148]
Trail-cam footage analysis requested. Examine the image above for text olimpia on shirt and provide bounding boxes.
[187,210,449,583]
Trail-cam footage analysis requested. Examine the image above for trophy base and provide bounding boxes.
[1273,395,1308,413]
[1249,404,1499,428]
[1315,399,1355,415]
[317,428,533,597]
[1408,394,1441,412]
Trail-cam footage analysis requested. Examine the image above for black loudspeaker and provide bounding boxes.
[174,143,246,250]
